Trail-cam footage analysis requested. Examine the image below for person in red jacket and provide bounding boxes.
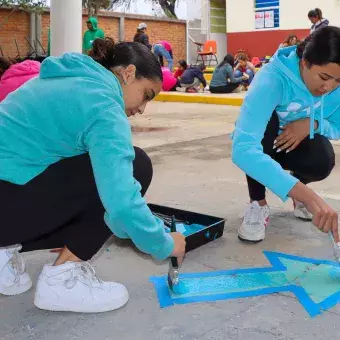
[0,58,40,102]
[174,60,188,79]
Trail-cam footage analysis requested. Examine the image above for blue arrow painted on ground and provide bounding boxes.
[150,251,340,317]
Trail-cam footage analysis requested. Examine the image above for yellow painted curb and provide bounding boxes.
[155,93,243,106]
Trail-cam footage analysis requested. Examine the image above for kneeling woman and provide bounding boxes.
[232,26,340,243]
[0,39,185,313]
[209,54,246,94]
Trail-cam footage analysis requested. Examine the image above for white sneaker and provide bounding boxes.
[293,199,313,221]
[238,201,270,242]
[34,261,129,313]
[0,245,32,296]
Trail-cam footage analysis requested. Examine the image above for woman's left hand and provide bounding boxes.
[273,118,316,153]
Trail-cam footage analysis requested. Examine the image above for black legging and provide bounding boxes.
[0,147,153,261]
[247,113,335,201]
[209,83,239,94]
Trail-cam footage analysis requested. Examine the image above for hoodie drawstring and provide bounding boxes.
[309,95,324,139]
[320,95,324,135]
[309,96,315,139]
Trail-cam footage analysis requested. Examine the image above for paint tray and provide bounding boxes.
[148,204,225,253]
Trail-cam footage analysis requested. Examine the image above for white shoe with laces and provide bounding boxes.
[293,199,313,221]
[0,245,32,296]
[238,201,270,242]
[34,261,129,313]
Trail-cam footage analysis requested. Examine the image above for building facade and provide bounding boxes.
[226,0,340,58]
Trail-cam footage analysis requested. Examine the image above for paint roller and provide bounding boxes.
[328,231,340,279]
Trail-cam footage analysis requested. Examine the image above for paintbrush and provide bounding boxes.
[167,216,180,291]
[328,231,340,279]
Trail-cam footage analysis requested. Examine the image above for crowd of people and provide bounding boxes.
[0,6,338,317]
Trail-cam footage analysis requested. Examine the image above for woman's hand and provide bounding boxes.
[170,232,186,265]
[274,119,317,153]
[289,182,339,242]
[306,198,338,241]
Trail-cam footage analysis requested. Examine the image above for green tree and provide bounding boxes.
[85,0,179,19]
[82,0,113,17]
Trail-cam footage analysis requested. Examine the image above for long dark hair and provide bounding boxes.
[296,26,340,66]
[217,54,234,69]
[178,59,187,70]
[283,34,298,45]
[89,37,162,82]
[308,8,323,20]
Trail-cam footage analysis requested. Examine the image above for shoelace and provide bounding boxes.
[7,249,25,285]
[244,204,267,225]
[48,262,104,290]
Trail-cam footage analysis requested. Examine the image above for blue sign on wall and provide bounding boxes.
[255,0,280,29]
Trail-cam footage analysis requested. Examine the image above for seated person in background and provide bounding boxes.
[234,49,249,66]
[178,64,206,93]
[210,54,247,94]
[279,34,298,48]
[161,67,180,92]
[154,41,173,71]
[174,60,187,79]
[234,54,256,87]
[0,58,40,102]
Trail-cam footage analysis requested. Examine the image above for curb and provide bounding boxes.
[154,93,244,106]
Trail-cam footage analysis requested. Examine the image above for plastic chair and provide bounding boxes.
[196,40,218,66]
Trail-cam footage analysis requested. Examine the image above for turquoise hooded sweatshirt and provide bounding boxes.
[232,46,340,201]
[0,53,174,261]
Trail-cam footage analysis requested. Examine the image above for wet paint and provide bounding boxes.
[165,223,207,237]
[150,251,340,317]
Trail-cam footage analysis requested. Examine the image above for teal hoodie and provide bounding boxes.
[83,17,105,54]
[0,53,174,260]
[232,46,340,201]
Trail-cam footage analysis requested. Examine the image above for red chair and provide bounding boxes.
[196,40,218,66]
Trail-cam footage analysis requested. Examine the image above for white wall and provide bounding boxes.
[226,0,254,33]
[226,0,340,34]
[210,33,227,62]
[280,0,340,30]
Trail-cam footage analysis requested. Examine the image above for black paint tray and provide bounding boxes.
[148,204,225,253]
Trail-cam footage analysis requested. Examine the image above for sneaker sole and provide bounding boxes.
[34,292,129,313]
[0,278,32,296]
[238,235,264,243]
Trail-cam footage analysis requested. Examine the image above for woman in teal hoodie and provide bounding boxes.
[0,38,185,313]
[233,26,340,244]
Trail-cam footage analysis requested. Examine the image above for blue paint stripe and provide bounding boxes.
[264,251,340,267]
[149,276,174,308]
[288,285,321,317]
[150,252,340,316]
[150,278,321,317]
[318,291,340,312]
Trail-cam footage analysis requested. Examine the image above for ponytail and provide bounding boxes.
[308,8,323,20]
[89,37,162,81]
[315,8,323,19]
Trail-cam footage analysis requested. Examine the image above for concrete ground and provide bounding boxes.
[2,102,340,340]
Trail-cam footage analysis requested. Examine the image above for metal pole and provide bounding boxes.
[50,0,83,56]
[119,16,125,42]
